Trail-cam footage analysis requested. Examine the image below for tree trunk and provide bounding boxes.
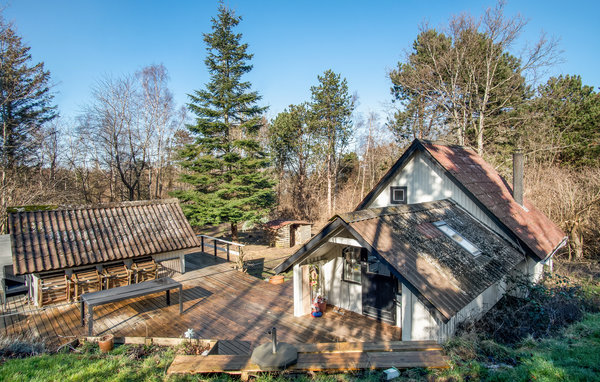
[569,222,584,260]
[231,222,238,243]
[326,153,332,216]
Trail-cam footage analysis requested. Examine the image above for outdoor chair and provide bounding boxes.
[131,258,158,283]
[71,268,102,300]
[38,272,70,307]
[101,263,132,289]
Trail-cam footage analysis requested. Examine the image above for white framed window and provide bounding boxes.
[342,246,361,284]
[433,221,481,256]
[390,186,407,205]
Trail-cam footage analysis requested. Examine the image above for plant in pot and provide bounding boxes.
[98,334,114,353]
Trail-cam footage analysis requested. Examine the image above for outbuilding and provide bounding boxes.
[265,220,312,248]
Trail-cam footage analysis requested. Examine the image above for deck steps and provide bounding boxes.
[294,340,442,353]
[167,340,449,374]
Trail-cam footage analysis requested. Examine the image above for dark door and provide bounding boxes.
[361,250,396,324]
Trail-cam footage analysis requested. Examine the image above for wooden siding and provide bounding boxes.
[402,277,507,342]
[367,151,514,244]
[321,249,362,315]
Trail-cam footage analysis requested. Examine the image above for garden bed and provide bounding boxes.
[82,336,218,355]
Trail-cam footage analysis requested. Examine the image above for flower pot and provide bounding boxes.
[98,334,114,353]
[269,275,285,285]
[317,302,327,313]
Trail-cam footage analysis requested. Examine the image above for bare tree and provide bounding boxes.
[390,1,559,154]
[138,64,180,199]
[84,75,150,201]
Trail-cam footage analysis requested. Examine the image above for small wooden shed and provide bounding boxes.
[265,220,312,248]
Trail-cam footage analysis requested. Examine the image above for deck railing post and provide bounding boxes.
[226,243,230,262]
[201,236,204,254]
[214,239,217,258]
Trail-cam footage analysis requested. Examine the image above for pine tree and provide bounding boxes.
[0,17,56,169]
[174,3,274,241]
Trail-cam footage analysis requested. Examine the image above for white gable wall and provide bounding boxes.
[367,151,514,245]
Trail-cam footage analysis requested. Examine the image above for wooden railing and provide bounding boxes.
[197,235,245,262]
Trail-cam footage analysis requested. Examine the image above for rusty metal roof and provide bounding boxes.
[9,199,200,275]
[421,142,566,260]
[356,139,566,261]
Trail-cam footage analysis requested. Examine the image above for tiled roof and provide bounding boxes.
[421,142,566,260]
[9,199,200,274]
[339,199,525,321]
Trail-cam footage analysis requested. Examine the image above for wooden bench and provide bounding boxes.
[132,258,158,283]
[80,277,183,336]
[101,263,132,289]
[71,268,102,300]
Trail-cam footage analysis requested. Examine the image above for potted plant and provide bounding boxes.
[314,295,327,314]
[98,334,114,353]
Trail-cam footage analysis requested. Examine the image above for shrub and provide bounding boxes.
[458,273,588,344]
[0,332,46,359]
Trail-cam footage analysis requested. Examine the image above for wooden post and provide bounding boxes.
[226,243,230,262]
[201,236,204,254]
[214,239,217,258]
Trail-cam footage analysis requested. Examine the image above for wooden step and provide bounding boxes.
[167,349,449,375]
[294,340,442,354]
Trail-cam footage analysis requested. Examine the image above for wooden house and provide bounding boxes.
[265,220,312,248]
[9,199,201,306]
[275,140,567,342]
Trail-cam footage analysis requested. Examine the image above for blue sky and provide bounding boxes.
[2,0,599,124]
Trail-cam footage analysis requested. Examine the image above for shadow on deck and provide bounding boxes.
[0,252,401,349]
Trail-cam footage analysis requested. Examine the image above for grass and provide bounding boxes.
[435,312,600,381]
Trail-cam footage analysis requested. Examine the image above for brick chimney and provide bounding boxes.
[513,149,524,206]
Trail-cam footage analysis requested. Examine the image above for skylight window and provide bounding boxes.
[433,221,481,256]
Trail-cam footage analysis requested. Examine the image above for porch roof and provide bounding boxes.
[275,199,525,322]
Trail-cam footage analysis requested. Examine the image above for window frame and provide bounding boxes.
[390,186,407,205]
[342,246,362,284]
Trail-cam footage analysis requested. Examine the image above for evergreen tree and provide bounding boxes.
[174,3,274,241]
[0,17,56,169]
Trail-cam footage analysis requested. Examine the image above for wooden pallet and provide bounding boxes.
[167,341,449,375]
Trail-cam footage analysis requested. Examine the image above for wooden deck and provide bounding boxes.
[0,252,401,348]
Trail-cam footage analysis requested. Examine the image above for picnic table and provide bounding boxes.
[80,277,183,336]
